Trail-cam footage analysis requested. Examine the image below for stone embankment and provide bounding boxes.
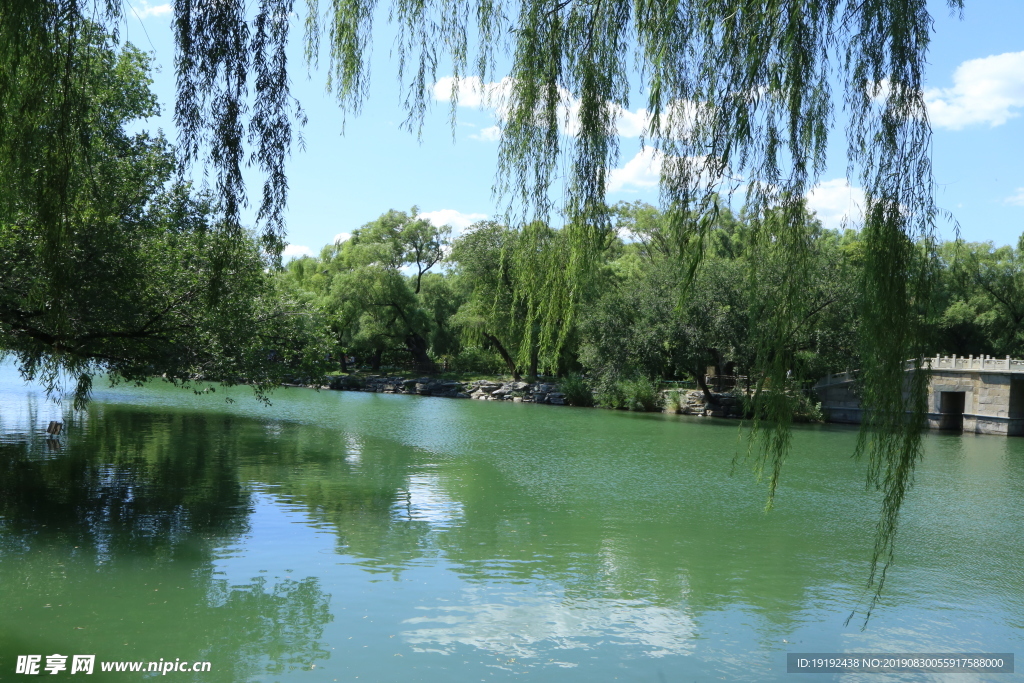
[329,376,569,404]
[669,390,742,417]
[465,380,567,404]
[327,375,742,416]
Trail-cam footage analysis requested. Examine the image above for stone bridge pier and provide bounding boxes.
[814,355,1024,436]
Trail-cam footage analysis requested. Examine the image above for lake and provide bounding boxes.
[1,365,1021,681]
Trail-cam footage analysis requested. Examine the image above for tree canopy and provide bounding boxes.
[0,23,331,405]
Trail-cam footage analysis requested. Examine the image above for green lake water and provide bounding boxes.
[1,365,1022,681]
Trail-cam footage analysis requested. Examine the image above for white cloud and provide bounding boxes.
[608,148,664,193]
[333,232,352,244]
[418,209,488,237]
[804,179,865,230]
[470,125,501,142]
[613,100,697,138]
[608,148,732,195]
[282,244,315,260]
[433,75,675,139]
[433,76,515,111]
[132,2,171,19]
[926,51,1024,130]
[1006,188,1024,207]
[616,106,649,137]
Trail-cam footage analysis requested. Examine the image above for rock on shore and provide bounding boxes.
[328,376,567,404]
[327,375,743,416]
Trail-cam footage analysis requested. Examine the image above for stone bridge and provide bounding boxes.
[815,355,1024,436]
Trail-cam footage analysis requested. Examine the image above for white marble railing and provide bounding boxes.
[917,355,1024,372]
[817,356,1024,387]
[818,371,855,386]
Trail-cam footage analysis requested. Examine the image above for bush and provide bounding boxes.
[664,389,684,413]
[793,394,825,423]
[595,376,662,412]
[560,374,595,407]
[622,377,661,411]
[448,346,506,374]
[594,379,626,409]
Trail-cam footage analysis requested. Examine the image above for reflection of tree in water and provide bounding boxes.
[0,397,889,674]
[204,575,332,680]
[256,422,874,635]
[227,420,433,573]
[0,406,333,682]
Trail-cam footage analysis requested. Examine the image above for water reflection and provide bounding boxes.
[1,378,1022,681]
[403,593,698,660]
[0,409,333,682]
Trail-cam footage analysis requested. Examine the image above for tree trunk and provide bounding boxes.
[369,348,382,372]
[483,332,521,381]
[528,344,539,381]
[693,369,720,406]
[405,332,432,369]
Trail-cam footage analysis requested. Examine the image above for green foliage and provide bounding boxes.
[931,238,1024,358]
[623,378,662,412]
[664,390,684,414]
[794,396,825,424]
[0,30,331,405]
[448,220,574,379]
[595,376,661,412]
[580,203,860,411]
[446,347,506,375]
[559,374,594,407]
[278,208,456,371]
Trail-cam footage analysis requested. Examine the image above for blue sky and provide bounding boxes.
[124,1,1024,258]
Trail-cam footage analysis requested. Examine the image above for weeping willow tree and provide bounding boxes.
[0,5,332,407]
[3,0,959,617]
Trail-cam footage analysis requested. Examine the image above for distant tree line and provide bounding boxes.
[279,202,1024,404]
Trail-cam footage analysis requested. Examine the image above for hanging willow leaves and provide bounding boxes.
[4,0,963,617]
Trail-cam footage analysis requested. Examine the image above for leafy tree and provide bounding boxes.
[0,31,330,404]
[449,220,575,380]
[582,203,858,409]
[339,209,450,368]
[934,238,1024,358]
[281,209,453,371]
[449,221,529,379]
[417,272,466,361]
[341,208,450,294]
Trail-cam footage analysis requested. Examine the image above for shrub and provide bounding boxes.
[448,346,505,374]
[793,394,825,423]
[664,389,683,413]
[595,379,627,409]
[594,376,662,412]
[622,377,661,412]
[560,374,595,407]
